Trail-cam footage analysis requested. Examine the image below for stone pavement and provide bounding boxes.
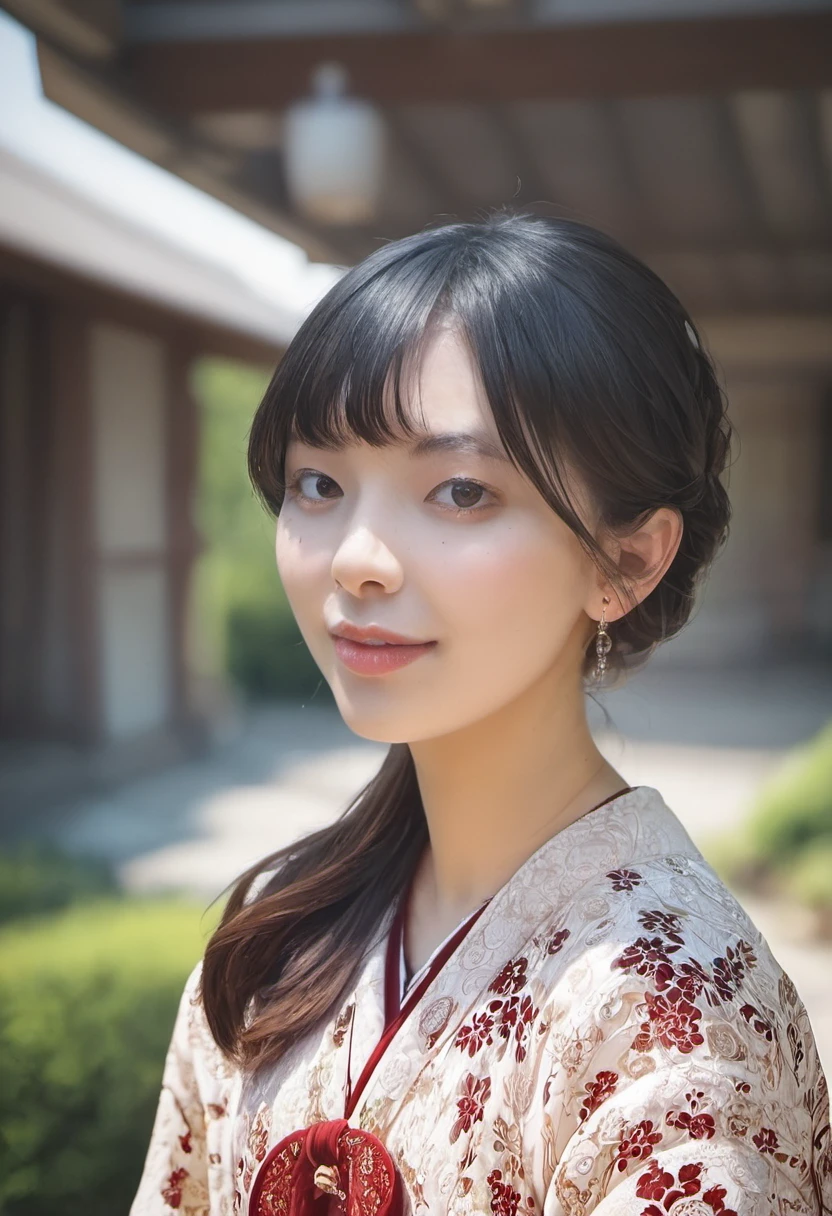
[35,659,832,1077]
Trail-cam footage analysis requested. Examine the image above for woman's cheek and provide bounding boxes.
[274,527,326,643]
[276,519,326,583]
[433,530,549,616]
[443,531,583,662]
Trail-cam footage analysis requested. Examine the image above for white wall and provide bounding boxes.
[90,322,172,738]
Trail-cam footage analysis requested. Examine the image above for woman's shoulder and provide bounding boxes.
[552,848,794,1020]
[171,959,238,1091]
[539,849,829,1125]
[572,786,778,973]
[535,838,832,1211]
[591,846,765,947]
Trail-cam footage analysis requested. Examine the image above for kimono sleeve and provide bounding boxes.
[542,1061,774,1216]
[130,961,215,1216]
[538,919,831,1215]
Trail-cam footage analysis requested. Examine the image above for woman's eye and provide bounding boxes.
[285,471,497,516]
[429,478,497,515]
[286,470,342,504]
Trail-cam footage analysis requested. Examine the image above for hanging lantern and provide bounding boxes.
[283,62,385,225]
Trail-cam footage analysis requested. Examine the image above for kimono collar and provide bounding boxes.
[343,783,703,1131]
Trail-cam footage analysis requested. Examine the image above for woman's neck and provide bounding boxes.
[407,673,626,925]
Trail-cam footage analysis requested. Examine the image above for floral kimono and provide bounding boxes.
[130,784,832,1216]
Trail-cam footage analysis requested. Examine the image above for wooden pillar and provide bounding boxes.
[166,337,203,733]
[48,302,101,742]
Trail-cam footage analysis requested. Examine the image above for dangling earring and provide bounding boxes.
[594,596,612,680]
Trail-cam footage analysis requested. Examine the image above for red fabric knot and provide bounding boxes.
[249,1118,404,1216]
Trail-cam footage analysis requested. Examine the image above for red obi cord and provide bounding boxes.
[248,1118,404,1216]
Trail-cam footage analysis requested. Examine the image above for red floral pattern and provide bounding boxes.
[486,994,539,1063]
[486,1168,536,1215]
[614,1119,663,1171]
[738,1002,774,1042]
[490,957,529,996]
[636,1158,738,1216]
[637,908,685,945]
[666,1089,716,1140]
[751,1126,778,1154]
[455,958,541,1064]
[606,868,643,891]
[161,1168,188,1209]
[634,989,705,1055]
[452,1073,492,1143]
[711,941,757,1002]
[578,1070,618,1123]
[614,935,681,993]
[545,928,570,956]
[455,1008,498,1057]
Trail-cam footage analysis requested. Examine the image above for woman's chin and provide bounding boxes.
[329,688,431,746]
[334,702,414,745]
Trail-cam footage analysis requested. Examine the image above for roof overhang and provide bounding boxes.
[0,143,300,349]
[5,1,832,312]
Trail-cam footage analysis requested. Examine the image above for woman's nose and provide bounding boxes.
[330,524,405,597]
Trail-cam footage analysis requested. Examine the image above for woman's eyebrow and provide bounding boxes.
[408,430,511,465]
[288,430,512,465]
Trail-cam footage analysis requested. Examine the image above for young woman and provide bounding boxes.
[131,212,831,1216]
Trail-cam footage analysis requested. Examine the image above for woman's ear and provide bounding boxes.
[596,506,684,623]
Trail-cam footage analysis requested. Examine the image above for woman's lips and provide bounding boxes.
[333,636,438,675]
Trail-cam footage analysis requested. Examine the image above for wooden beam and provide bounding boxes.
[481,102,553,212]
[125,12,832,113]
[698,314,832,371]
[36,41,348,266]
[0,244,288,366]
[384,106,475,222]
[3,0,122,58]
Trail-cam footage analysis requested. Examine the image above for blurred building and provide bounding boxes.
[2,0,832,810]
[0,143,296,812]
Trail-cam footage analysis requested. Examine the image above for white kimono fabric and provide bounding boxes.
[130,785,832,1216]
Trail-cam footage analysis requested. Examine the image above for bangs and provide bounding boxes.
[247,233,458,515]
[286,317,438,457]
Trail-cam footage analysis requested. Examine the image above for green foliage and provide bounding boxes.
[743,720,832,862]
[191,358,273,557]
[783,841,832,910]
[0,841,118,925]
[0,898,217,1216]
[227,594,332,703]
[191,357,327,700]
[709,720,832,913]
[697,827,760,889]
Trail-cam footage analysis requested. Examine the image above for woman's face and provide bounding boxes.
[276,325,601,744]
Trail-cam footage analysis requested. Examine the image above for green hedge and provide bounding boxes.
[0,841,118,926]
[191,357,331,701]
[743,719,832,863]
[226,590,334,703]
[0,898,215,1216]
[707,719,832,914]
[197,551,331,703]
